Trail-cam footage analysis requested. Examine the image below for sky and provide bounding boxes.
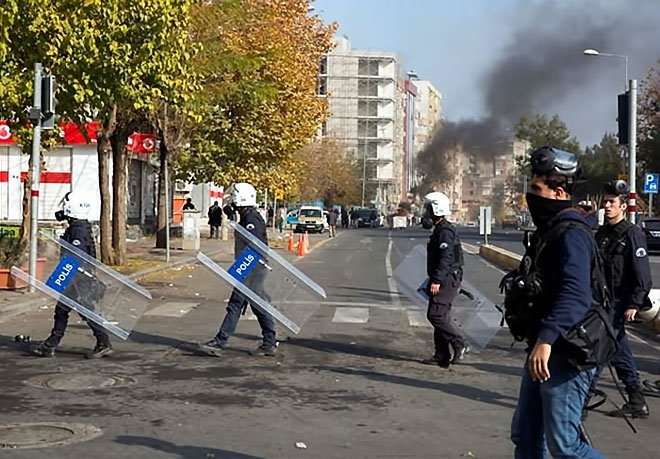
[313,0,660,148]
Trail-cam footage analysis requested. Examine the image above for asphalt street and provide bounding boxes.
[0,226,658,458]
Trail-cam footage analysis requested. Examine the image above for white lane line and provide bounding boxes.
[462,242,480,254]
[144,302,199,317]
[386,231,403,310]
[332,307,369,323]
[243,308,257,320]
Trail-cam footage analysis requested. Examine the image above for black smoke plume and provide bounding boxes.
[418,0,659,184]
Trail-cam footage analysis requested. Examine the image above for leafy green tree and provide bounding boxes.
[578,133,624,201]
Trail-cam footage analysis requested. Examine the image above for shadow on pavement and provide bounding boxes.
[320,365,517,410]
[285,336,419,363]
[468,362,523,378]
[115,436,265,459]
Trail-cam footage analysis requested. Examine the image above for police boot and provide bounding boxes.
[85,341,114,359]
[608,387,649,419]
[32,335,60,357]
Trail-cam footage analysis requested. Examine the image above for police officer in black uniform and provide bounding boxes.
[199,182,277,357]
[33,191,113,359]
[592,180,651,418]
[420,191,468,368]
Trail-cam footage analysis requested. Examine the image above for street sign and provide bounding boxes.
[479,206,492,236]
[644,173,659,194]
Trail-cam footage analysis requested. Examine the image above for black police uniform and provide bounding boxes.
[594,219,651,411]
[216,207,276,348]
[48,220,111,347]
[426,218,466,363]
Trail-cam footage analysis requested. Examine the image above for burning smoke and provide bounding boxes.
[418,0,659,183]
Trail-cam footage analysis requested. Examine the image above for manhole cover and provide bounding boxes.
[26,373,137,390]
[0,422,102,449]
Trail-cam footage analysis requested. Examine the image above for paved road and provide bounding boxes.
[459,226,660,286]
[0,227,658,458]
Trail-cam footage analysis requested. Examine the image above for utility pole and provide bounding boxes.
[28,63,43,292]
[628,79,637,224]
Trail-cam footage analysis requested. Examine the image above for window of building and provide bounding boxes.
[319,57,328,75]
[320,122,327,136]
[357,79,378,97]
[358,58,379,76]
[357,120,378,138]
[317,77,327,95]
[358,100,378,117]
[357,140,378,159]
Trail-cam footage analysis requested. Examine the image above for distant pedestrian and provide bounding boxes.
[341,208,349,229]
[327,209,338,238]
[183,197,196,210]
[207,201,223,239]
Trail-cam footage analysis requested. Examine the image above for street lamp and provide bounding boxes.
[583,48,628,90]
[583,48,637,223]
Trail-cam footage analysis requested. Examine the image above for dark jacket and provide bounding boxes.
[235,207,268,256]
[208,204,223,226]
[62,219,96,258]
[596,219,652,310]
[531,209,593,345]
[426,219,464,287]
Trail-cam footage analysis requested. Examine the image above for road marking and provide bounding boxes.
[144,302,199,317]
[386,231,403,310]
[332,307,369,323]
[406,310,432,328]
[277,300,410,311]
[462,242,480,254]
[628,329,660,351]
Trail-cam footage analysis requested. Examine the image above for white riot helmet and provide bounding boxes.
[55,191,91,220]
[638,290,660,323]
[230,182,257,207]
[423,191,451,218]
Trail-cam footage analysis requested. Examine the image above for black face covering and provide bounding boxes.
[421,216,434,230]
[526,192,572,229]
[54,210,66,221]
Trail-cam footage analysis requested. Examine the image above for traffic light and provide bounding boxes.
[617,92,629,145]
[41,75,57,130]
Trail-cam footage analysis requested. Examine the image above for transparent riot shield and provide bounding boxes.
[196,221,326,335]
[10,231,152,340]
[393,244,501,348]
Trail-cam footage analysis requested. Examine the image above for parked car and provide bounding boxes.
[501,215,521,230]
[641,218,660,252]
[351,208,379,228]
[295,206,326,233]
[286,209,299,227]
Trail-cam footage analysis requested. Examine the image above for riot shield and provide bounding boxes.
[10,231,152,340]
[393,244,501,348]
[196,221,327,335]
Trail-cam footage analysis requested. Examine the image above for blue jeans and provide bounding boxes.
[511,353,605,459]
[215,268,277,347]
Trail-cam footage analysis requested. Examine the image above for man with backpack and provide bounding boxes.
[589,180,651,419]
[504,147,612,459]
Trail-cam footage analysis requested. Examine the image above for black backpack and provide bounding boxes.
[502,220,619,371]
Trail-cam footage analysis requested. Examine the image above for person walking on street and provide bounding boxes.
[33,191,113,359]
[198,183,278,357]
[589,179,651,419]
[207,200,223,239]
[327,208,338,238]
[420,191,468,368]
[505,146,606,459]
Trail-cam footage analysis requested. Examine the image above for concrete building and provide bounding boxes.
[319,36,403,211]
[412,80,442,159]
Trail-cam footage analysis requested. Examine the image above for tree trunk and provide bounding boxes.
[97,105,117,265]
[111,134,127,266]
[155,137,168,249]
[97,135,113,264]
[19,166,32,245]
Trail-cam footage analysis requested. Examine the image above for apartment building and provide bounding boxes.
[319,36,403,211]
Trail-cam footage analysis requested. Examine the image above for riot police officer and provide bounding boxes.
[199,182,277,357]
[592,180,651,418]
[33,191,113,359]
[506,147,606,458]
[420,191,468,368]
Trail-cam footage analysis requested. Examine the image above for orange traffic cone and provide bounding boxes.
[304,232,310,252]
[287,233,295,252]
[297,233,309,256]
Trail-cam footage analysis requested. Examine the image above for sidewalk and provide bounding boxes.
[0,227,330,324]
